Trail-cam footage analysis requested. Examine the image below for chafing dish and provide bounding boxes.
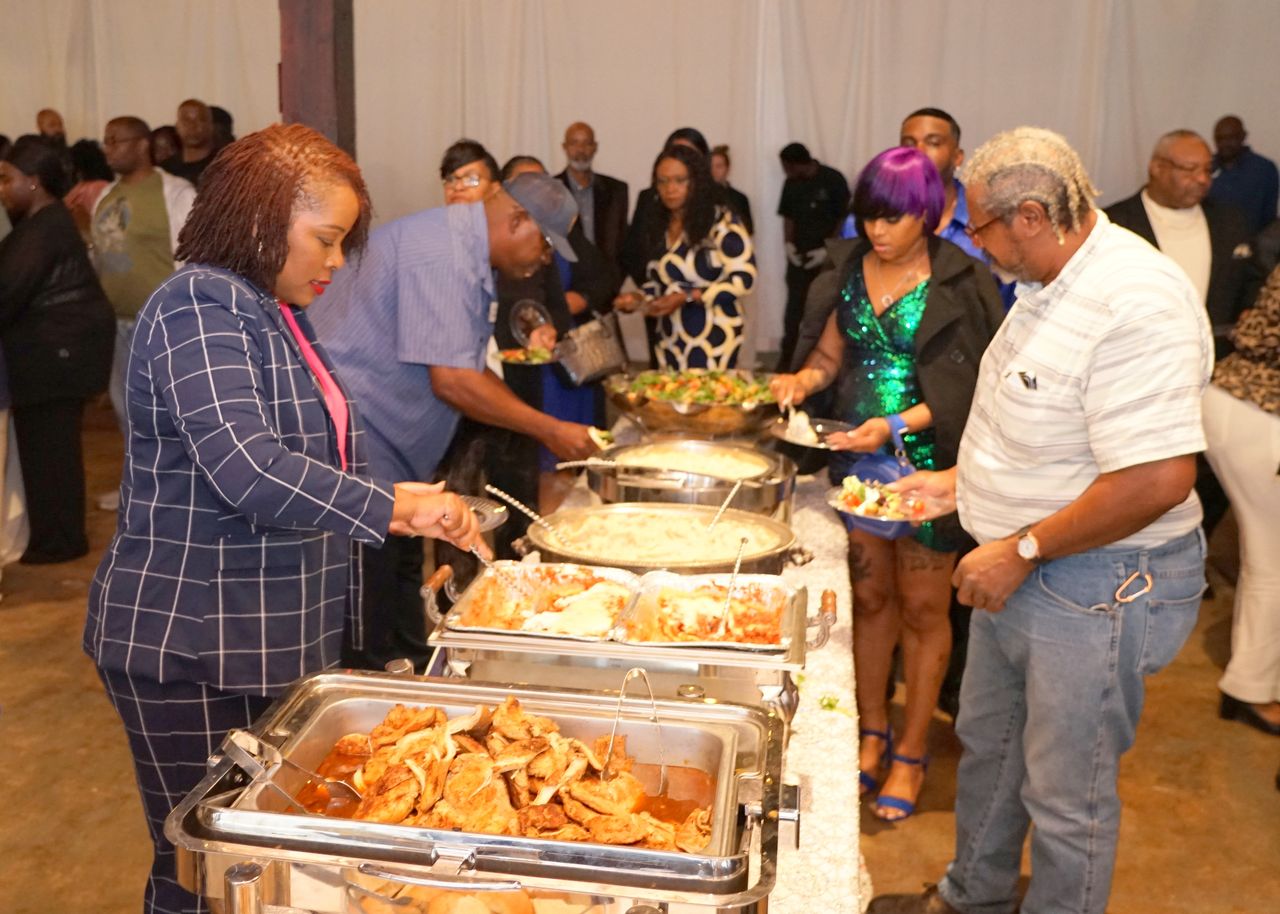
[166,672,793,913]
[426,567,835,721]
[524,503,801,576]
[585,440,796,523]
[605,371,780,438]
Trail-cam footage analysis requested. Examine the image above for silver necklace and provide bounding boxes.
[871,254,927,308]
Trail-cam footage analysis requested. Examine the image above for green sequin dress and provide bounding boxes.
[829,260,954,551]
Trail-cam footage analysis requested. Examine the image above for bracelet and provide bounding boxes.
[885,414,908,437]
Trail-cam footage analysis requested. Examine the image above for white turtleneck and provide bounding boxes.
[1140,190,1210,304]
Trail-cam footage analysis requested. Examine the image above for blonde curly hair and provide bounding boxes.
[961,127,1098,243]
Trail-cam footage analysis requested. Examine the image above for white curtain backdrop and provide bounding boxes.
[4,0,1279,356]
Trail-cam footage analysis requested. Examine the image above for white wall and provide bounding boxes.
[4,0,1279,355]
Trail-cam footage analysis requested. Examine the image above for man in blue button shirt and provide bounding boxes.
[310,173,599,669]
[1209,115,1279,236]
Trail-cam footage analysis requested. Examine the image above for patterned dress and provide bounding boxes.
[829,259,953,551]
[643,207,756,369]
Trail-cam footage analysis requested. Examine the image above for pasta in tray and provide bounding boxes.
[551,512,783,565]
[623,582,787,645]
[451,565,636,637]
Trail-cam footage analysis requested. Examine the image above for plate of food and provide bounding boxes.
[769,411,856,449]
[498,346,556,365]
[826,476,926,524]
[459,494,509,533]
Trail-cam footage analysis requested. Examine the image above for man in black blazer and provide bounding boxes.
[1106,128,1265,539]
[1105,129,1262,358]
[556,121,629,277]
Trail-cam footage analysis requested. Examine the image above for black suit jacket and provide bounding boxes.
[556,169,629,273]
[1105,192,1264,343]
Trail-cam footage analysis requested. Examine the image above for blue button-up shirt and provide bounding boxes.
[1209,146,1280,235]
[310,203,495,482]
[840,179,1015,307]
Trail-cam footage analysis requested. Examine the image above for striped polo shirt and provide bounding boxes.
[956,211,1213,548]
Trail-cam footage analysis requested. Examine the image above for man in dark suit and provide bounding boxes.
[1106,129,1262,357]
[1106,128,1264,538]
[556,121,629,275]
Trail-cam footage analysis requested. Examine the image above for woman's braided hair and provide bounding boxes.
[175,123,372,292]
[961,126,1098,243]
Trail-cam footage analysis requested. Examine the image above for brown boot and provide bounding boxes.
[866,884,963,914]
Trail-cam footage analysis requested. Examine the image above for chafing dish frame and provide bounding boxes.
[166,672,791,913]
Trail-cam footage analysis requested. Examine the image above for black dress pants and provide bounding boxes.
[13,397,89,563]
[777,262,821,371]
[343,532,429,670]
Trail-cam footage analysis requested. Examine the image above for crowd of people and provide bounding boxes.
[0,96,1277,914]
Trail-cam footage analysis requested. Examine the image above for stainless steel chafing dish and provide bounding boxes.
[166,672,794,914]
[522,503,802,576]
[584,440,797,523]
[425,565,835,723]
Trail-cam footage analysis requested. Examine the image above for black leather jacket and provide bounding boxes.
[0,202,114,405]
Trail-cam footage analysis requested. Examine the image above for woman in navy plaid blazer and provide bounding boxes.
[83,125,483,914]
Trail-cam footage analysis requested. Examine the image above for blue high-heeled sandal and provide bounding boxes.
[874,751,930,821]
[858,728,893,797]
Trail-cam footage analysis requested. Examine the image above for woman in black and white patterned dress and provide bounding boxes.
[615,144,756,369]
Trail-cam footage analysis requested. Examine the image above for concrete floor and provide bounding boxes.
[0,402,1277,914]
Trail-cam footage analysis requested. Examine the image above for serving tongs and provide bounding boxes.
[600,667,667,795]
[221,728,362,814]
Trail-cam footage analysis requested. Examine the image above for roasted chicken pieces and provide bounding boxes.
[335,696,711,853]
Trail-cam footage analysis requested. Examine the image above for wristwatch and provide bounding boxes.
[1015,525,1045,564]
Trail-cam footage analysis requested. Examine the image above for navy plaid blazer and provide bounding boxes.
[85,265,397,697]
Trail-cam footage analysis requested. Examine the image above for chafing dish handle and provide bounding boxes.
[224,862,264,914]
[353,862,523,893]
[420,565,453,627]
[806,589,837,649]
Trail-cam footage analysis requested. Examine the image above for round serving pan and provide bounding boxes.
[587,440,797,522]
[605,371,781,438]
[525,502,798,575]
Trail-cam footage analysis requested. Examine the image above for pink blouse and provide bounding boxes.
[278,301,349,469]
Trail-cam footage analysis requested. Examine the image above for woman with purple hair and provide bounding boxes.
[772,147,1004,821]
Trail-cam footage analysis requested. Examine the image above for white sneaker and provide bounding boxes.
[95,490,120,511]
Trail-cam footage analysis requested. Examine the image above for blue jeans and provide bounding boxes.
[939,528,1205,914]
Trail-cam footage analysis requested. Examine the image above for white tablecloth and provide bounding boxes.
[770,476,872,913]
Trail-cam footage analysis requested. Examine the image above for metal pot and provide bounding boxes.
[586,440,797,522]
[524,503,800,575]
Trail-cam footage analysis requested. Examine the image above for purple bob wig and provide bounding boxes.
[849,147,944,239]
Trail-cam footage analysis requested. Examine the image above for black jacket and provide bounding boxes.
[1105,192,1264,347]
[795,235,1005,470]
[556,169,629,274]
[0,202,114,405]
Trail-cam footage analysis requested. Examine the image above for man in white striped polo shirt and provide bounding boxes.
[870,128,1213,914]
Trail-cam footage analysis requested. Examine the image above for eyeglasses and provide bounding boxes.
[1156,156,1213,178]
[964,214,1002,238]
[655,175,690,187]
[443,172,484,189]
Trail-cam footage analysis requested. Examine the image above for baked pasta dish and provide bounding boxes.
[452,565,635,637]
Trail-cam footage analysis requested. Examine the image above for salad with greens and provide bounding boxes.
[623,370,774,405]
